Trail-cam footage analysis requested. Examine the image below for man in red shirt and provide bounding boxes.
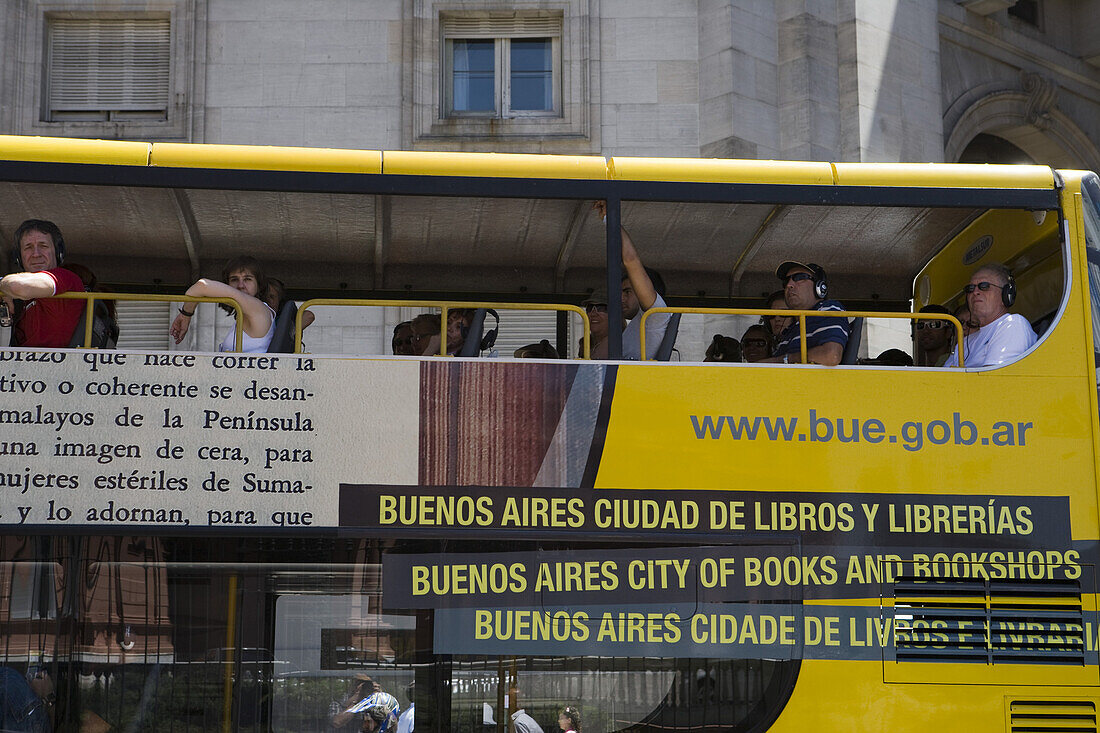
[1,219,85,347]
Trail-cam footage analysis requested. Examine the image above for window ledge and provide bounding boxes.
[28,119,189,142]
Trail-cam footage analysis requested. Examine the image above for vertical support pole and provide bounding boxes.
[799,315,808,363]
[222,574,238,733]
[606,196,623,360]
[496,657,506,733]
[83,294,96,347]
[506,658,519,733]
[440,305,449,356]
[555,310,568,358]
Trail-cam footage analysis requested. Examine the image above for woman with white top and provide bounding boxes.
[170,256,275,353]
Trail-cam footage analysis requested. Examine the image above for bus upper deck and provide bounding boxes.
[2,136,1100,733]
[0,136,1075,361]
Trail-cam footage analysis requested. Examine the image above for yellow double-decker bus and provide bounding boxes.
[1,135,1099,732]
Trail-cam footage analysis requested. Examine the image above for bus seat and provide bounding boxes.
[267,300,299,353]
[841,317,863,365]
[654,312,681,361]
[67,301,119,349]
[458,308,499,356]
[1031,311,1054,337]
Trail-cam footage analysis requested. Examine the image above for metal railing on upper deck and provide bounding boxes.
[9,293,587,356]
[20,294,965,365]
[52,292,245,351]
[297,299,592,358]
[639,307,967,367]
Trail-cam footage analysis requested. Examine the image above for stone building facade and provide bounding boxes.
[3,0,1096,165]
[1,0,1097,357]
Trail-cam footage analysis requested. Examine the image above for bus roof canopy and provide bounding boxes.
[0,136,1059,302]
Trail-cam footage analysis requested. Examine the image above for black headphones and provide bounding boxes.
[479,309,499,351]
[11,219,65,271]
[456,308,500,356]
[809,264,828,299]
[1002,275,1016,308]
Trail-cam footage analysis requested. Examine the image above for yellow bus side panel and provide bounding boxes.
[772,660,1098,732]
[596,363,1098,540]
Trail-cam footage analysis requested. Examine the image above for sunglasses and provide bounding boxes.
[742,338,770,348]
[585,303,608,313]
[963,281,1002,294]
[914,320,946,330]
[783,272,813,284]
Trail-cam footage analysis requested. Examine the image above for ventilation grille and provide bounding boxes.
[1008,699,1097,732]
[47,17,170,116]
[493,310,560,357]
[892,577,1084,665]
[441,13,561,37]
[115,300,171,350]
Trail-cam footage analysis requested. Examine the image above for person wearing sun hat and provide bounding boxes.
[761,260,848,365]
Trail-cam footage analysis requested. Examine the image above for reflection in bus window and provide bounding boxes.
[1082,174,1100,400]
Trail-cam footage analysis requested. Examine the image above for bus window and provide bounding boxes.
[266,537,801,733]
[1082,174,1100,398]
[0,536,800,731]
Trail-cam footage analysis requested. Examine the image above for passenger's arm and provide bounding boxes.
[330,679,377,728]
[594,200,658,311]
[805,342,843,366]
[420,333,441,356]
[170,278,272,345]
[0,271,58,300]
[170,308,194,344]
[620,227,658,311]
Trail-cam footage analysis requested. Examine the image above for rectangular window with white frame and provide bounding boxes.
[442,14,561,119]
[44,15,171,122]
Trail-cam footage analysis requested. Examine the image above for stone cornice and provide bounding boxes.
[939,11,1100,95]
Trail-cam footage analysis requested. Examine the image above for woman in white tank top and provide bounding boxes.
[169,256,275,353]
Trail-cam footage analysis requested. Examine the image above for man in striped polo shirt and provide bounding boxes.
[762,261,848,366]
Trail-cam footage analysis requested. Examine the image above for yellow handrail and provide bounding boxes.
[638,307,966,367]
[296,299,591,358]
[34,294,966,364]
[52,292,245,351]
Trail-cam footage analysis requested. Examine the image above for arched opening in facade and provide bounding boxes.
[945,86,1100,171]
[958,133,1035,165]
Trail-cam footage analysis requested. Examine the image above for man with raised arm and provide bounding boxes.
[944,262,1036,368]
[760,261,848,366]
[593,201,671,360]
[0,219,85,347]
